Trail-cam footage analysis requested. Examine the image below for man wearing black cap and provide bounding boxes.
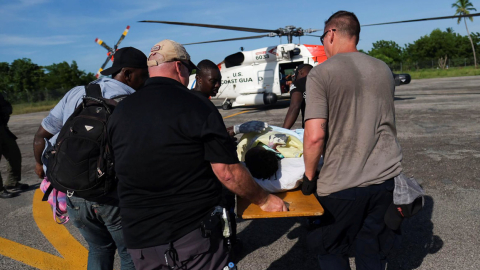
[33,47,148,270]
[282,63,313,129]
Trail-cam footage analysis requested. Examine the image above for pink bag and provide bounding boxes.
[40,177,69,224]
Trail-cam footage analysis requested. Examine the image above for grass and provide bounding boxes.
[12,100,60,115]
[394,66,480,79]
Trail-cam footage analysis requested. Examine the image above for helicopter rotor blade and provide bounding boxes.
[363,12,480,27]
[95,56,112,78]
[304,29,322,34]
[114,25,130,50]
[183,34,271,45]
[139,20,279,34]
[95,38,114,53]
[305,34,323,37]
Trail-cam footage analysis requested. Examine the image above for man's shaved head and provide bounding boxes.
[196,60,219,76]
[295,64,313,80]
[325,11,360,45]
[194,59,222,98]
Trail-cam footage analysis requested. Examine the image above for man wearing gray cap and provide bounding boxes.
[33,47,148,270]
[108,39,287,270]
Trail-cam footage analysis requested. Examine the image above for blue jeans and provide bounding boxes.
[67,197,135,270]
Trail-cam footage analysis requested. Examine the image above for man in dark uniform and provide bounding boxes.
[0,93,26,198]
[282,64,313,129]
[108,39,287,270]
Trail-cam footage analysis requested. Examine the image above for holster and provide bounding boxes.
[200,206,232,240]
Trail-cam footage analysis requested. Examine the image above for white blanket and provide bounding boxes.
[252,157,305,193]
[240,127,322,193]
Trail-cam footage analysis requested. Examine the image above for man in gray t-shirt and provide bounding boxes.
[302,11,402,270]
[305,46,402,196]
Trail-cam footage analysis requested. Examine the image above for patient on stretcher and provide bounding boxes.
[237,126,322,193]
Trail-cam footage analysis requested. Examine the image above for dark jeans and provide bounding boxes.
[306,179,401,270]
[128,228,228,270]
[67,197,135,270]
[0,126,21,189]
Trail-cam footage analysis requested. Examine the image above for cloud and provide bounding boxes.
[0,0,49,17]
[0,0,50,21]
[42,1,170,29]
[0,34,83,46]
[110,1,169,19]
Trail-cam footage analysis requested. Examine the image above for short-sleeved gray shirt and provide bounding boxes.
[305,52,402,196]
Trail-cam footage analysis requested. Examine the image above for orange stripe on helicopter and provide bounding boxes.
[303,44,327,64]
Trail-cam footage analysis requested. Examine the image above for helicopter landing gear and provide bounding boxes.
[222,99,233,110]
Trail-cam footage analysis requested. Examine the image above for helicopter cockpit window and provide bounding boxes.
[225,52,245,68]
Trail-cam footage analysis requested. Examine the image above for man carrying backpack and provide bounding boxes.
[33,47,148,270]
[0,93,26,198]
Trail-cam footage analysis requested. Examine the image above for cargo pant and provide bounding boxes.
[0,125,22,190]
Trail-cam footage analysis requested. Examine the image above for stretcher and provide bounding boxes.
[236,126,324,219]
[237,188,324,219]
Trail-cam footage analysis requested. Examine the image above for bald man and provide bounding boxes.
[108,39,286,270]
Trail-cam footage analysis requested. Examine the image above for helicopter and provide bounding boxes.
[94,25,130,78]
[139,12,480,110]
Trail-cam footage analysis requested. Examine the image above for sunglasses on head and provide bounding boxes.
[320,29,336,44]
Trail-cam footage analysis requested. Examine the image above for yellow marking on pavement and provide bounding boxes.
[0,189,88,269]
[223,109,254,119]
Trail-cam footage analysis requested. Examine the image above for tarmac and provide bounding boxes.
[0,76,479,269]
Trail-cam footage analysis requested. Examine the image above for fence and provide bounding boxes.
[388,58,477,72]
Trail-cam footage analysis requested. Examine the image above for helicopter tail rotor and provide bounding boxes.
[95,55,112,78]
[95,38,114,53]
[114,25,130,50]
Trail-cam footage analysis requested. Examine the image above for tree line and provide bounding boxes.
[0,59,96,103]
[366,29,480,70]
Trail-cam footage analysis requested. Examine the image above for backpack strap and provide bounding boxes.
[42,184,54,202]
[85,84,102,99]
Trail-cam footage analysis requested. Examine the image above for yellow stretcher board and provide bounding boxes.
[237,188,324,219]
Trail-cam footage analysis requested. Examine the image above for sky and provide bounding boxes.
[1,0,479,74]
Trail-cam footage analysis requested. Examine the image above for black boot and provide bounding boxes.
[0,188,13,199]
[5,182,29,191]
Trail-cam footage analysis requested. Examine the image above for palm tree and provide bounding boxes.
[452,0,477,68]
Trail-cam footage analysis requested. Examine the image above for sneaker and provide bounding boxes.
[0,189,13,199]
[5,183,29,191]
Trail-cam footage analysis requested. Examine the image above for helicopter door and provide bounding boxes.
[258,69,274,91]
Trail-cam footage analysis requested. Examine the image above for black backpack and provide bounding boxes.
[45,84,125,200]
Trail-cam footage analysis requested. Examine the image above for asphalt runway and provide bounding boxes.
[1,76,479,269]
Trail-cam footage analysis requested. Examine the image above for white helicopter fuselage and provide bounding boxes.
[188,43,327,109]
